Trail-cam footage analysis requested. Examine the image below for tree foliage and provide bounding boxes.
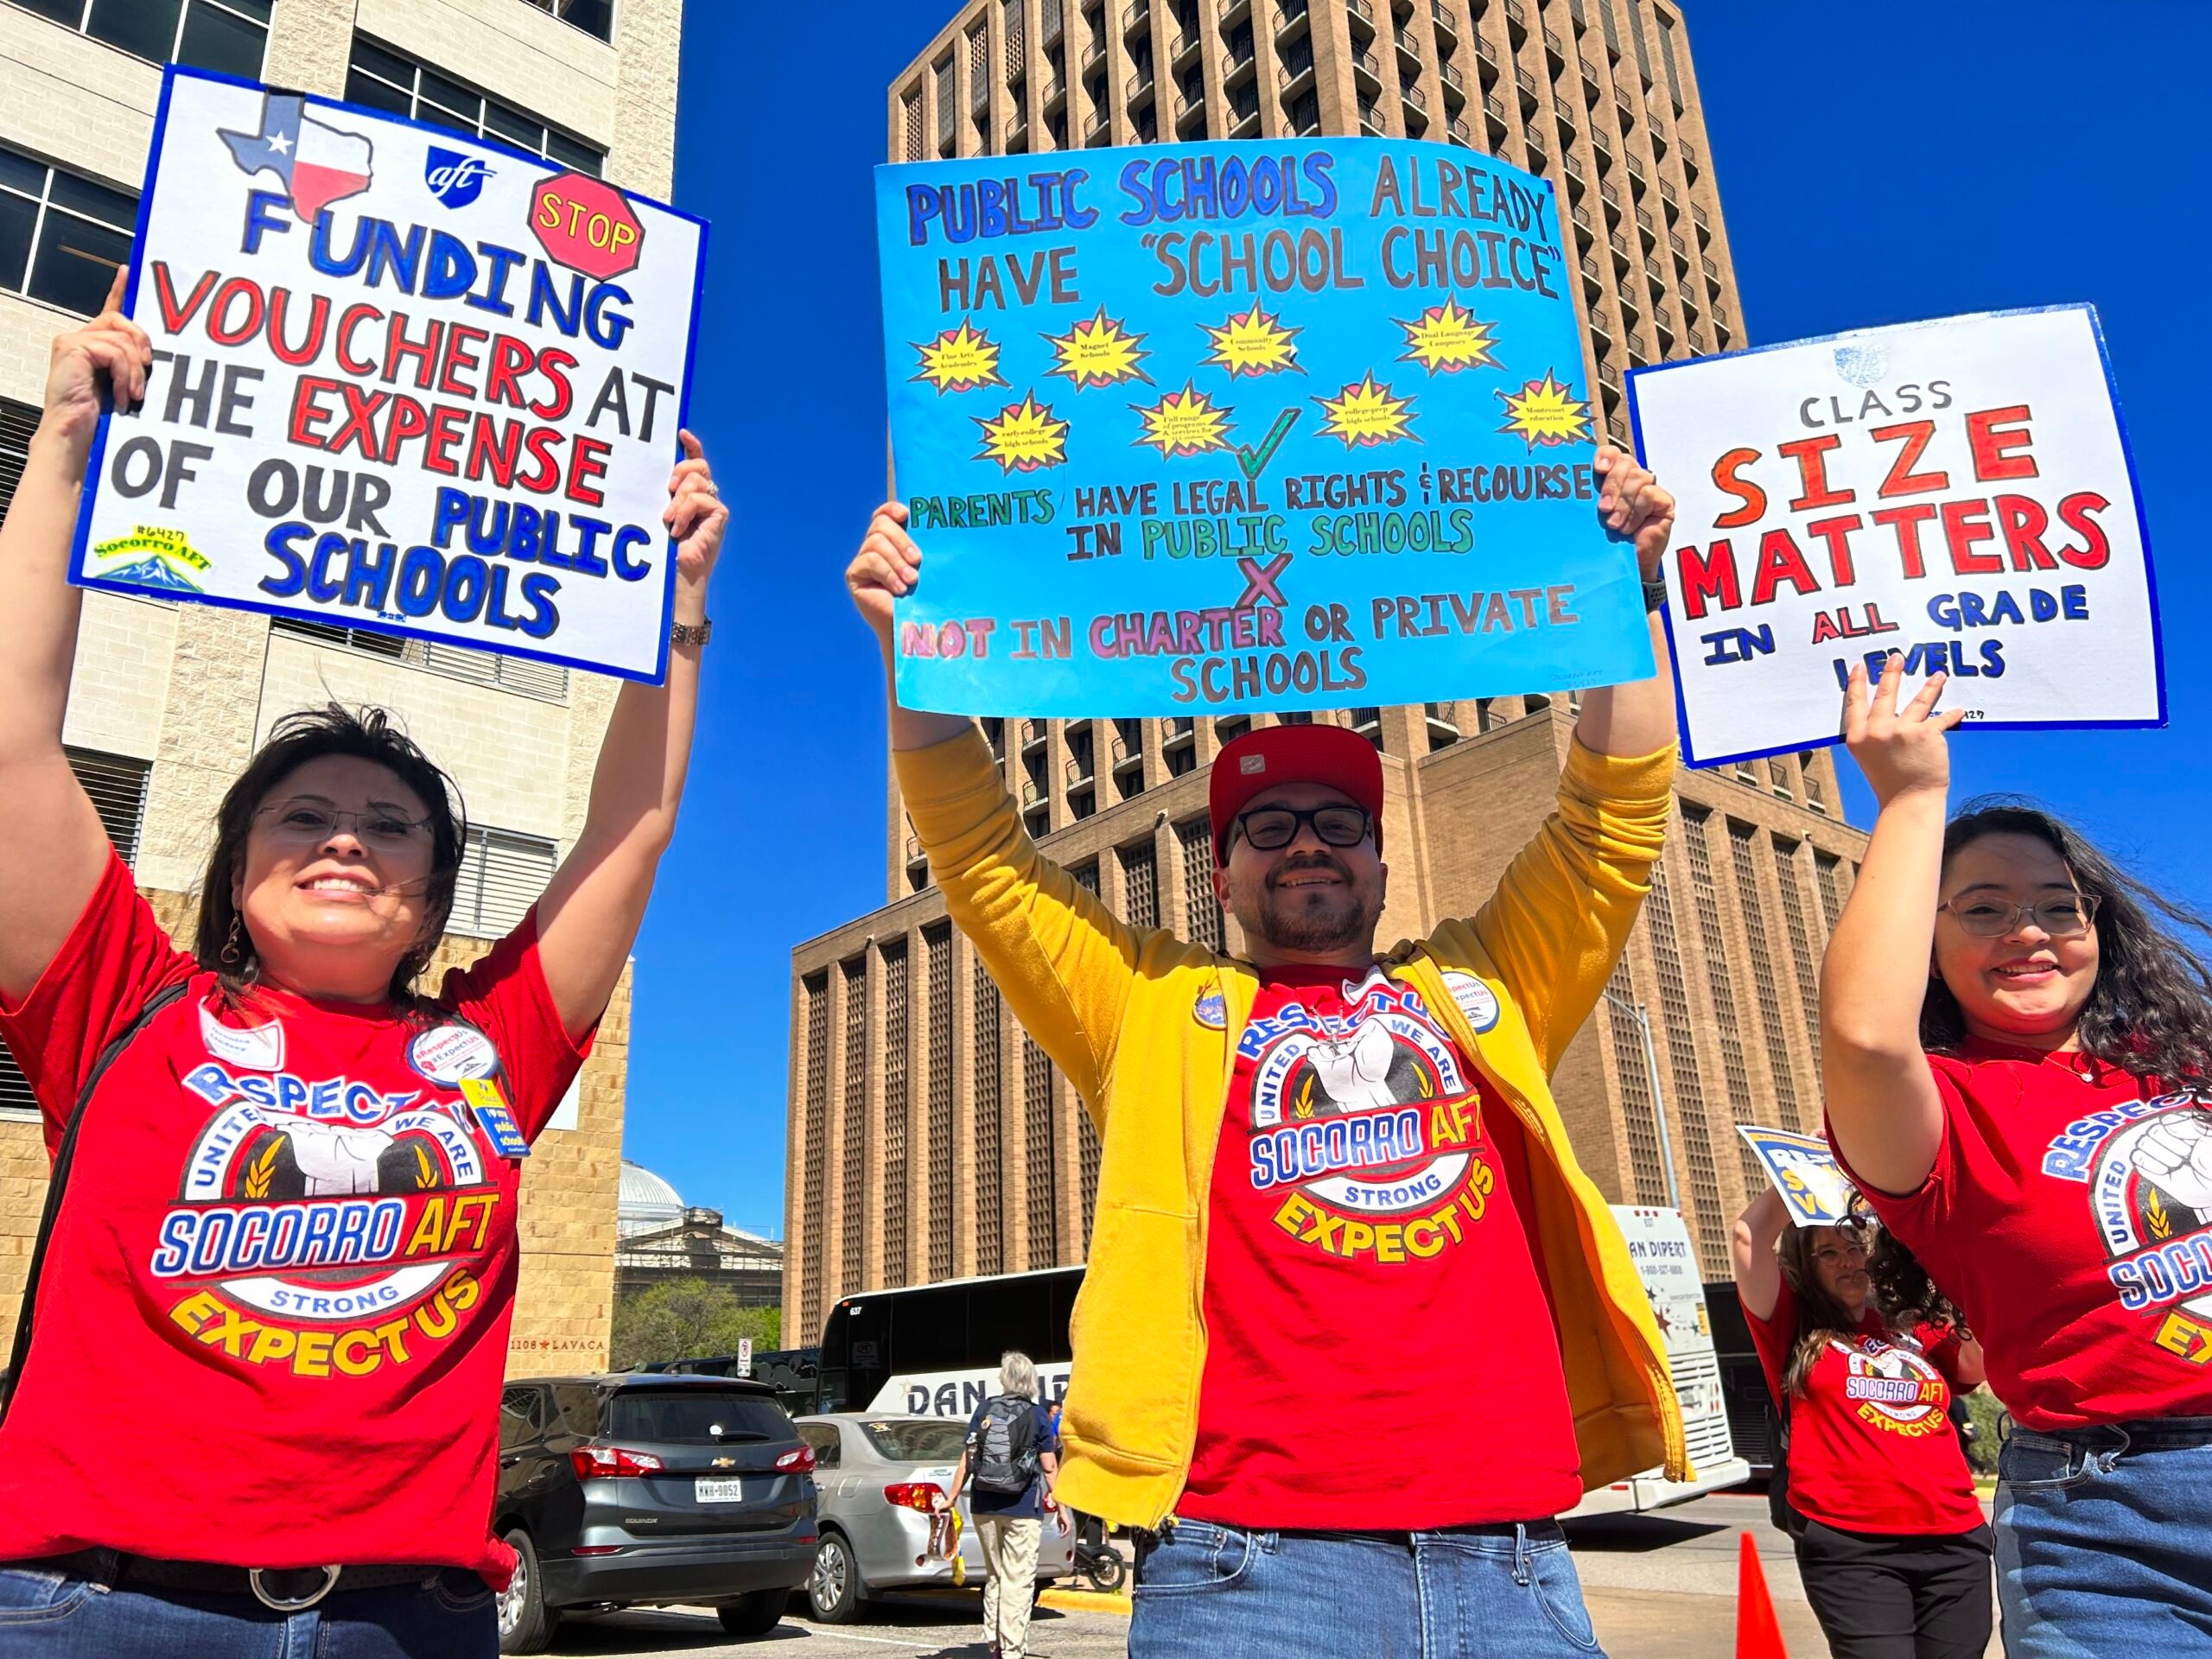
[611,1277,781,1372]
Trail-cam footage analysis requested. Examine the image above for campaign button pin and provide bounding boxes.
[1440,971,1501,1034]
[1193,990,1228,1029]
[410,1026,500,1085]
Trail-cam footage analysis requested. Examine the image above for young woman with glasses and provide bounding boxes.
[1732,1190,1990,1658]
[1823,654,2212,1655]
[0,281,725,1655]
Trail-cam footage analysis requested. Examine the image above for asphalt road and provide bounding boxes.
[537,1491,2001,1658]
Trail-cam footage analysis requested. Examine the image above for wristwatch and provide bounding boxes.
[1641,574,1669,613]
[671,619,713,647]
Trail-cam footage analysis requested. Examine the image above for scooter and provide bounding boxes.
[1068,1512,1126,1593]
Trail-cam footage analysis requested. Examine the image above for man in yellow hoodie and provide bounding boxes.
[843,444,1681,1658]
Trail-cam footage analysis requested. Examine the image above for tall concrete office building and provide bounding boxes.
[785,0,1862,1344]
[0,0,683,1375]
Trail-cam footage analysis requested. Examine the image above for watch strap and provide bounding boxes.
[671,619,712,647]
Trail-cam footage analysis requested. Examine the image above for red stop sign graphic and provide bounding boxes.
[531,173,645,280]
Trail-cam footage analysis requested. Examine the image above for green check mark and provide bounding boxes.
[1236,409,1301,482]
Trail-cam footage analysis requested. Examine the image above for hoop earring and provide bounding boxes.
[220,915,245,967]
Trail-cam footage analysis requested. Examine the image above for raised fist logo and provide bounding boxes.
[283,1121,399,1196]
[2132,1111,2212,1213]
[1309,1020,1398,1113]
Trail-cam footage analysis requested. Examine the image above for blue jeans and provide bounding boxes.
[0,1554,495,1657]
[1994,1417,2212,1656]
[1129,1520,1605,1659]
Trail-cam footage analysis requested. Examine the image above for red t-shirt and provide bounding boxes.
[1179,964,1582,1529]
[1741,1276,1982,1535]
[0,854,590,1580]
[1833,1039,2212,1431]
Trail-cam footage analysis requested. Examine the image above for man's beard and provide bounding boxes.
[1248,855,1378,955]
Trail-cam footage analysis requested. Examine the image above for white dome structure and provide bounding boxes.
[617,1160,685,1239]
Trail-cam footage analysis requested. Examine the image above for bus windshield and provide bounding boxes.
[817,1267,1083,1414]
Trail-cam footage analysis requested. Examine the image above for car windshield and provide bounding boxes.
[607,1389,790,1446]
[860,1420,967,1462]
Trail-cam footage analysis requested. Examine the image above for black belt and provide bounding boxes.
[46,1549,449,1611]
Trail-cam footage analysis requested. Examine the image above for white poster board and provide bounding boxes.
[1630,307,2163,766]
[72,67,708,683]
[1737,1124,1853,1228]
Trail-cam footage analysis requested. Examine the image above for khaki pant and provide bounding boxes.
[974,1512,1042,1657]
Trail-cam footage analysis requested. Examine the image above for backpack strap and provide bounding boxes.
[1,979,193,1427]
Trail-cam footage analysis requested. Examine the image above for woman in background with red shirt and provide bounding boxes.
[0,284,728,1655]
[1823,656,2212,1655]
[1732,1188,1990,1658]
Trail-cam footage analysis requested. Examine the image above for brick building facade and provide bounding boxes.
[0,0,685,1376]
[782,0,1871,1344]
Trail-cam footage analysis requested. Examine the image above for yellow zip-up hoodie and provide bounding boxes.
[897,726,1688,1529]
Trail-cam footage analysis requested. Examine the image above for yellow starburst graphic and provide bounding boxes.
[911,320,1006,394]
[1496,369,1593,449]
[1313,373,1418,448]
[1200,306,1303,378]
[973,391,1071,474]
[1131,381,1234,458]
[1395,300,1500,375]
[1041,307,1151,389]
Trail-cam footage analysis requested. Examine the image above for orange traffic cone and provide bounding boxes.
[1737,1530,1789,1659]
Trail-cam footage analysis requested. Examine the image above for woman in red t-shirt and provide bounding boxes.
[1824,655,2212,1655]
[0,286,729,1654]
[1731,1187,1989,1658]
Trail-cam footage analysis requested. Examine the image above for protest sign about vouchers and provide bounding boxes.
[72,67,708,683]
[1630,306,2164,767]
[1737,1124,1854,1229]
[874,140,1653,716]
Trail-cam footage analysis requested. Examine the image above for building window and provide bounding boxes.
[516,0,613,44]
[925,925,955,1281]
[69,745,152,866]
[881,942,910,1288]
[1772,836,1821,1069]
[840,957,868,1291]
[1728,817,1802,1128]
[269,619,568,702]
[1176,817,1223,951]
[0,147,134,317]
[1603,961,1666,1207]
[451,825,557,938]
[800,972,830,1328]
[973,957,1004,1274]
[1069,858,1099,895]
[1118,840,1158,930]
[1023,1036,1057,1268]
[15,0,270,75]
[1681,804,1757,1189]
[1,397,41,517]
[1643,860,1728,1271]
[345,40,603,174]
[1815,849,1848,931]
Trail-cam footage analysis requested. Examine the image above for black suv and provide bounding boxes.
[494,1373,818,1653]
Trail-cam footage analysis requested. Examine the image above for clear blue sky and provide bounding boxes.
[627,0,2212,1234]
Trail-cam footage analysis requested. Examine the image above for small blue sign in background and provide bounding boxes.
[875,138,1651,716]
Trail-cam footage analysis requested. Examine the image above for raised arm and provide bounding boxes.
[847,503,1142,1109]
[1730,1184,1790,1323]
[0,276,153,1002]
[1573,445,1679,761]
[532,432,725,1041]
[1820,655,1962,1195]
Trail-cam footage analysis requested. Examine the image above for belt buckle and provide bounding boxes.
[249,1565,341,1611]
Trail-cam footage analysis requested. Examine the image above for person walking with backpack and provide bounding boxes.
[1732,1186,1991,1657]
[936,1352,1062,1659]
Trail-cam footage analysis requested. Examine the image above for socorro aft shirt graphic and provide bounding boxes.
[1834,1333,1950,1438]
[151,1010,511,1381]
[2044,1091,2212,1366]
[1241,968,1497,1266]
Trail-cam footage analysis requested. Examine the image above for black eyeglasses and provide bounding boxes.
[1937,893,2100,939]
[1231,804,1374,853]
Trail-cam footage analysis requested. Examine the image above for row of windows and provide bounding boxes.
[344,39,603,175]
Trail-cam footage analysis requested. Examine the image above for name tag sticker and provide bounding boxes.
[461,1077,531,1158]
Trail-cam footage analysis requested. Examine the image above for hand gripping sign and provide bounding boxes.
[874,140,1654,716]
[72,67,709,683]
[1737,1124,1854,1228]
[1630,306,2164,767]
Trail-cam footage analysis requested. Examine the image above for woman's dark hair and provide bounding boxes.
[195,703,467,1005]
[1775,1218,1872,1399]
[1867,1224,1967,1337]
[1923,798,2212,1084]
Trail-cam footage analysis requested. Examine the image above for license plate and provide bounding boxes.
[695,1478,748,1503]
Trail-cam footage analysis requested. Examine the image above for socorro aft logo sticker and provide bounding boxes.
[2044,1093,2212,1365]
[424,146,493,209]
[1242,969,1494,1267]
[1834,1335,1948,1436]
[152,1042,504,1381]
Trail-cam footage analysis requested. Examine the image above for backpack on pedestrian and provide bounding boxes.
[972,1394,1039,1495]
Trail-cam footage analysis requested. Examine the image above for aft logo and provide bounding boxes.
[424,147,492,208]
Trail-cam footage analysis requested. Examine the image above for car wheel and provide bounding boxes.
[807,1531,865,1624]
[716,1588,789,1638]
[497,1529,562,1656]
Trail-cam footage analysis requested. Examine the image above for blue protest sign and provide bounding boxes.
[874,140,1650,715]
[1737,1124,1853,1228]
